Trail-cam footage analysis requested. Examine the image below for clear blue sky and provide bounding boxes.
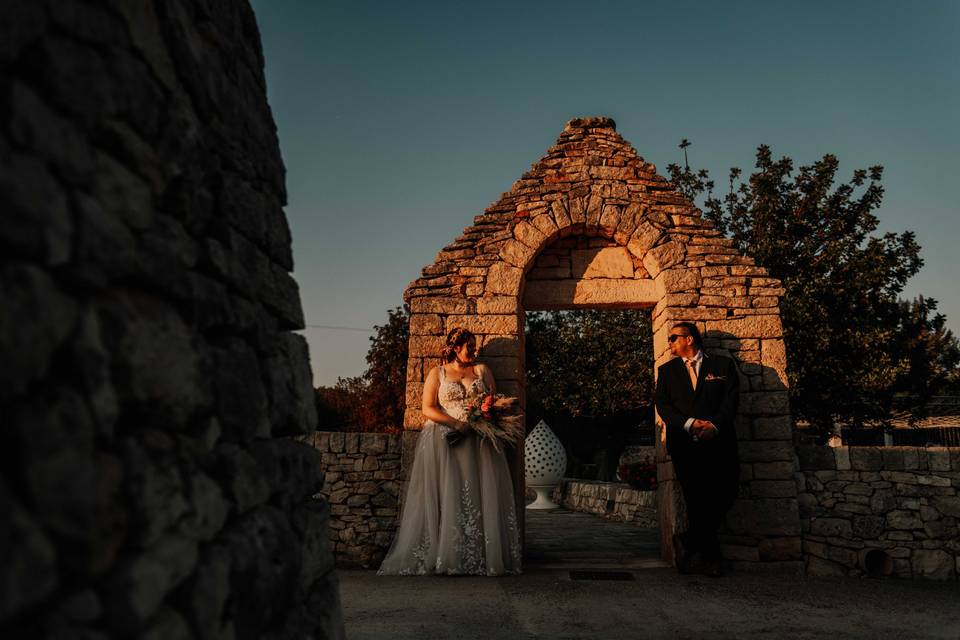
[250,0,960,387]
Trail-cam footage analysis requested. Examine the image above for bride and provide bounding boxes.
[377,327,522,576]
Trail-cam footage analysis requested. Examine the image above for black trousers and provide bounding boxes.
[672,444,739,561]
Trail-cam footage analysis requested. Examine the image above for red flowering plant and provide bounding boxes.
[446,388,524,452]
[618,462,658,491]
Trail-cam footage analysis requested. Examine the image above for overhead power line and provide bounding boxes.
[302,324,373,333]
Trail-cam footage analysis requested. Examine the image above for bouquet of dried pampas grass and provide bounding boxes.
[446,389,524,453]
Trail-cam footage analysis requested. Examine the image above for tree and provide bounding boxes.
[525,309,654,418]
[668,144,959,435]
[315,306,409,433]
[362,305,410,429]
[890,296,960,418]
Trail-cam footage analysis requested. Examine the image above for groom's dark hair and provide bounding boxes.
[672,322,703,349]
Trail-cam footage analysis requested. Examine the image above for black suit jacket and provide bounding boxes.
[654,353,740,462]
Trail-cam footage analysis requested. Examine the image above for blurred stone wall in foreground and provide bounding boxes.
[1,1,344,637]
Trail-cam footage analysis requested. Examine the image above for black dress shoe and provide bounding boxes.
[673,534,693,574]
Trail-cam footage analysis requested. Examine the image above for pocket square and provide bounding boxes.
[704,373,726,381]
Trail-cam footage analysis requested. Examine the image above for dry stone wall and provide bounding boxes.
[309,432,402,568]
[798,445,960,580]
[554,480,658,528]
[1,2,343,638]
[403,116,800,567]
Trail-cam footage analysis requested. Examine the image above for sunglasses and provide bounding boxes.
[668,334,689,343]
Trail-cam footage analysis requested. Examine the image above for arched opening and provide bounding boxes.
[517,227,668,566]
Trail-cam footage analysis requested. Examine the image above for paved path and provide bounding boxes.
[340,568,960,639]
[524,508,663,568]
[340,508,960,638]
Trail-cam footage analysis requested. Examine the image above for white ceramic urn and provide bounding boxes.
[524,420,566,510]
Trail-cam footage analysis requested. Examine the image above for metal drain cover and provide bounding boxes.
[569,570,635,581]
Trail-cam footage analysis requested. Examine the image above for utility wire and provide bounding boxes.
[302,324,373,333]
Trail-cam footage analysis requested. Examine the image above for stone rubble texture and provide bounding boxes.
[403,116,800,567]
[798,446,960,580]
[553,480,659,529]
[0,1,344,637]
[309,432,403,569]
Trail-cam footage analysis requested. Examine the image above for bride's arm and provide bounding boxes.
[421,366,468,430]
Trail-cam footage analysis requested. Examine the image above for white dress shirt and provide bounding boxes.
[681,350,716,434]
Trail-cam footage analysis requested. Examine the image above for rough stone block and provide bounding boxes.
[359,434,387,455]
[642,240,685,277]
[758,536,802,561]
[810,517,853,538]
[911,549,955,580]
[264,333,318,436]
[725,498,801,536]
[751,480,798,498]
[408,335,446,358]
[409,314,443,336]
[928,449,951,472]
[849,448,882,471]
[705,315,783,339]
[0,481,59,621]
[654,268,701,296]
[251,439,324,501]
[741,391,790,416]
[512,220,547,249]
[408,297,471,314]
[626,221,664,258]
[445,314,518,335]
[475,296,518,314]
[886,510,923,530]
[797,445,836,471]
[523,278,657,310]
[499,238,536,267]
[880,448,905,471]
[835,447,851,471]
[571,247,633,279]
[485,262,522,295]
[930,496,960,518]
[750,461,796,480]
[103,535,198,632]
[738,440,796,463]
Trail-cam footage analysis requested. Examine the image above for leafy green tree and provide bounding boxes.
[315,306,409,433]
[362,305,410,429]
[668,144,958,435]
[525,309,654,418]
[890,296,960,418]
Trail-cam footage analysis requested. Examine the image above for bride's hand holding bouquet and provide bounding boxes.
[446,388,524,452]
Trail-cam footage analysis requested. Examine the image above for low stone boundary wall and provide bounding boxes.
[308,432,402,568]
[797,445,960,579]
[554,479,658,528]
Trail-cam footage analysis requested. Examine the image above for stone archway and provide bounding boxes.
[403,117,802,569]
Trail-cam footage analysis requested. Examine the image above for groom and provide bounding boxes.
[654,322,740,576]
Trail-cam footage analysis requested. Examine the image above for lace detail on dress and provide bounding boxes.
[444,480,484,575]
[395,532,431,576]
[437,365,486,421]
[506,506,523,569]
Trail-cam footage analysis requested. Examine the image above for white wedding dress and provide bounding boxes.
[377,366,523,576]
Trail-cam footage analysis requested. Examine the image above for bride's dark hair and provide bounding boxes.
[442,327,476,362]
